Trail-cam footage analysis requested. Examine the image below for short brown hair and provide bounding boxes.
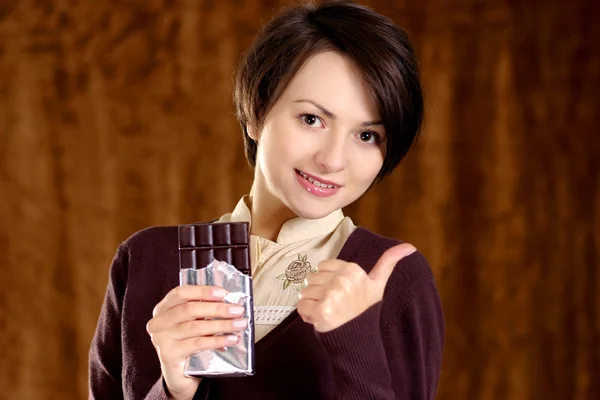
[234,0,424,182]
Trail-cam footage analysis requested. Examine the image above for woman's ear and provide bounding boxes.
[246,124,259,142]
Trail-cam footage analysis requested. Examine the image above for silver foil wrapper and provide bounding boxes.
[179,260,255,377]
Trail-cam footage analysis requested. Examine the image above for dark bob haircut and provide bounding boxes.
[234,0,423,182]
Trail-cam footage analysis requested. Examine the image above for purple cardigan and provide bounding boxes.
[89,225,445,399]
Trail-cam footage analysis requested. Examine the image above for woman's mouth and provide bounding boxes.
[295,169,341,197]
[297,170,338,188]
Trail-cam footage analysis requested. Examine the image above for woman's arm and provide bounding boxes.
[316,253,445,400]
[88,243,129,399]
[88,242,172,400]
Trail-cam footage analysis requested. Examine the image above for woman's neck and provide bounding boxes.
[247,185,296,242]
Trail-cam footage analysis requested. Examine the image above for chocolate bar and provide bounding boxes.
[178,221,255,377]
[178,222,251,275]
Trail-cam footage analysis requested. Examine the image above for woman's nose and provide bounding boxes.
[314,134,347,173]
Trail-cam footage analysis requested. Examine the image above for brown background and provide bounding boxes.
[1,0,598,399]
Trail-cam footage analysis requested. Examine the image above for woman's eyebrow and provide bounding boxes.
[294,99,383,127]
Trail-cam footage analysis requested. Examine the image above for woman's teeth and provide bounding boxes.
[299,171,336,189]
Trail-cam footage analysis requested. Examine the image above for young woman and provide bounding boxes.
[89,1,445,399]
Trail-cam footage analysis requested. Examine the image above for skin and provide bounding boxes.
[247,50,387,241]
[146,50,416,400]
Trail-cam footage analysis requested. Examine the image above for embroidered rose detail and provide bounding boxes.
[277,254,316,291]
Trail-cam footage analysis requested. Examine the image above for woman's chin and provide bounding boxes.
[277,184,348,219]
[287,201,340,220]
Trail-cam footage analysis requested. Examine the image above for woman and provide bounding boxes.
[89,1,445,399]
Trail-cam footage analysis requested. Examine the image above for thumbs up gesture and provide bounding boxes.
[297,243,417,332]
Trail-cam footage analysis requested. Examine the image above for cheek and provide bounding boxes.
[263,122,307,164]
[257,122,301,176]
[350,150,383,187]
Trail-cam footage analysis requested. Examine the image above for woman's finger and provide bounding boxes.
[153,285,228,316]
[169,334,241,360]
[304,271,336,286]
[298,285,327,301]
[171,318,248,340]
[148,301,245,333]
[297,298,318,323]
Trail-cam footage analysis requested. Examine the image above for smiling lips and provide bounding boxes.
[295,169,341,197]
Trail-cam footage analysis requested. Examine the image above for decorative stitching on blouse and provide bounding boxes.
[276,253,317,292]
[254,306,296,325]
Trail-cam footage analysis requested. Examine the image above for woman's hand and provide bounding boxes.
[297,243,416,332]
[146,285,247,400]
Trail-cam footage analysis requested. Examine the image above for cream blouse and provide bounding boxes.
[218,196,356,341]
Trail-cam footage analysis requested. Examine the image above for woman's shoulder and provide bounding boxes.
[119,224,180,253]
[347,227,443,330]
[112,223,207,290]
[117,221,211,265]
[343,226,435,289]
[119,219,218,250]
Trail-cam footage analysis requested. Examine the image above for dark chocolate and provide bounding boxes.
[178,222,251,275]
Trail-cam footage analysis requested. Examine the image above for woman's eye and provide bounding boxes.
[300,114,323,128]
[359,131,381,144]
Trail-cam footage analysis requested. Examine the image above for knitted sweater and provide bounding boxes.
[89,225,445,399]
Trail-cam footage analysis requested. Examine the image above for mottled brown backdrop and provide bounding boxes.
[0,0,598,399]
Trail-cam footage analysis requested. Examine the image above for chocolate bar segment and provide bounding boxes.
[178,222,251,275]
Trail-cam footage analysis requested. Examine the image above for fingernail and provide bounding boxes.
[233,319,248,328]
[229,306,244,315]
[213,288,227,298]
[226,335,239,343]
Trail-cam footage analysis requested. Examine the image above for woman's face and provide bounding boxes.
[250,50,386,220]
